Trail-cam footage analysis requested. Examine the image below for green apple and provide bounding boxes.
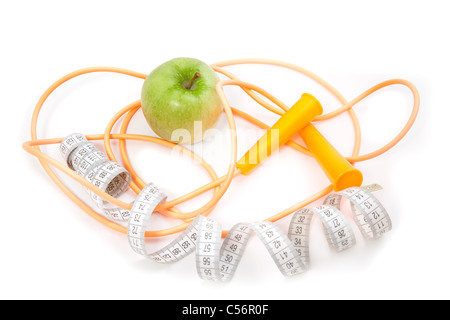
[141,57,222,144]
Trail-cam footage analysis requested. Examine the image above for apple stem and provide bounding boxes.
[185,72,201,90]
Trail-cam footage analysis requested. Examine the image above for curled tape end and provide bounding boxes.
[362,184,383,192]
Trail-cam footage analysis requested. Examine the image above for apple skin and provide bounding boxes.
[141,57,222,144]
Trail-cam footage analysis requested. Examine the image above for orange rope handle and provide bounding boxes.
[23,60,420,238]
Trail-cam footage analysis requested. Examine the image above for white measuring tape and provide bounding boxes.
[61,133,392,281]
[323,184,392,239]
[61,133,133,222]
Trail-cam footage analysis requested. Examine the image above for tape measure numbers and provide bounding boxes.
[323,184,391,239]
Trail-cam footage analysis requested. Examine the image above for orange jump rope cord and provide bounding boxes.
[212,60,420,162]
[24,60,420,238]
[114,101,224,221]
[101,101,217,221]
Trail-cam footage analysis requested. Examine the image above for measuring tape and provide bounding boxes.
[61,133,133,222]
[323,184,392,239]
[61,133,392,281]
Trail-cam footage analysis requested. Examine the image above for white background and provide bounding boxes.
[2,0,448,300]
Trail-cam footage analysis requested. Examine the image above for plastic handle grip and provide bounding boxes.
[236,93,323,175]
[299,124,363,191]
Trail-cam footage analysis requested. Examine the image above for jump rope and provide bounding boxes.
[23,59,420,280]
